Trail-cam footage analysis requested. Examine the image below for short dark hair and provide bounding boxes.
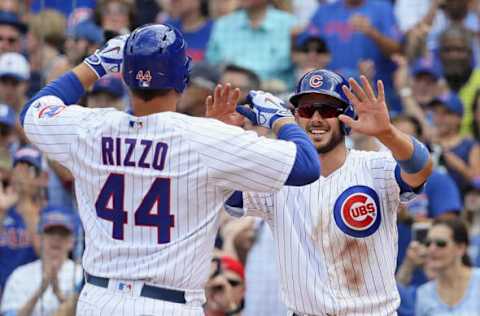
[223,64,261,90]
[131,88,172,102]
[432,217,471,266]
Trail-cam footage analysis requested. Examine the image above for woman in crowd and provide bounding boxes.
[416,218,480,315]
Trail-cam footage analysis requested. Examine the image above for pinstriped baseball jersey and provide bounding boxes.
[23,95,296,294]
[244,150,411,316]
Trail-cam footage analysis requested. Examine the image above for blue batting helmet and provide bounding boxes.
[289,69,356,135]
[122,24,191,93]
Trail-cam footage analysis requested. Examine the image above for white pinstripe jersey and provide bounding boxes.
[244,150,411,316]
[23,95,296,292]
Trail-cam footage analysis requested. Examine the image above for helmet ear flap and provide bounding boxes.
[340,104,356,135]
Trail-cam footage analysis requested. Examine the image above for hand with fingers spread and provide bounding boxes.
[205,83,245,127]
[340,76,393,138]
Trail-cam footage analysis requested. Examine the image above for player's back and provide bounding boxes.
[72,110,224,290]
[23,97,297,292]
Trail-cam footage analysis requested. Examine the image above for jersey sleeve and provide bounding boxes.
[22,95,96,168]
[182,117,297,192]
[369,151,416,204]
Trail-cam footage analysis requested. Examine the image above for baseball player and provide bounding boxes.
[224,69,433,316]
[19,24,321,315]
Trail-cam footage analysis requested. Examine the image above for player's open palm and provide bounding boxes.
[206,83,244,127]
[340,75,392,137]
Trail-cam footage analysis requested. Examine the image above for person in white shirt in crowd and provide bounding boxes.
[1,206,82,316]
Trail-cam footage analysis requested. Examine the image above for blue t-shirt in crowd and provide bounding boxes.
[0,207,37,297]
[166,19,214,62]
[30,0,96,16]
[447,138,478,194]
[416,268,480,316]
[307,0,402,112]
[397,283,417,316]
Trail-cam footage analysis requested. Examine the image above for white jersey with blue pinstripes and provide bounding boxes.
[244,150,410,316]
[23,95,296,294]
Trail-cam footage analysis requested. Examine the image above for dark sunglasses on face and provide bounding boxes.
[425,238,448,248]
[0,36,18,44]
[296,103,344,119]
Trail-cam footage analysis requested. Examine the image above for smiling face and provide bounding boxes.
[295,93,345,154]
[424,224,465,273]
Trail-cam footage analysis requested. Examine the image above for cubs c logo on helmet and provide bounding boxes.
[309,75,323,88]
[333,185,381,238]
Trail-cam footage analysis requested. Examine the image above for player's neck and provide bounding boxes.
[319,143,347,177]
[131,95,178,116]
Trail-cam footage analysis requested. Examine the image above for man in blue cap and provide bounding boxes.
[86,74,125,110]
[0,52,30,112]
[65,20,104,67]
[429,92,480,195]
[1,205,82,316]
[0,11,27,54]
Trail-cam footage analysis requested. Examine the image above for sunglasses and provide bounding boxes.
[227,279,242,287]
[296,103,344,119]
[299,46,328,54]
[425,238,448,248]
[0,36,18,44]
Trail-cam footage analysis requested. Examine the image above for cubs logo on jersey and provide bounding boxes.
[38,105,66,118]
[333,185,381,238]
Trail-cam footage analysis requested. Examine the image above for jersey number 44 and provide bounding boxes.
[95,173,174,244]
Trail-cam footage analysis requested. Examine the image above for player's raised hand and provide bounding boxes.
[205,83,244,127]
[340,76,392,137]
[236,90,293,129]
[84,34,129,78]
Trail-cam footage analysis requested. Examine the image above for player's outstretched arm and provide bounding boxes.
[340,76,433,188]
[19,35,128,126]
[207,87,320,186]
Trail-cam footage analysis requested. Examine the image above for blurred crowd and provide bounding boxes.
[0,0,479,315]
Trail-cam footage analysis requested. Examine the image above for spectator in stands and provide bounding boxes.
[178,62,219,117]
[292,30,331,82]
[0,53,30,113]
[209,0,239,19]
[94,0,135,37]
[1,206,82,316]
[430,93,480,195]
[205,255,246,316]
[392,55,444,141]
[416,218,480,315]
[0,104,17,178]
[49,19,104,82]
[471,89,480,143]
[0,11,26,54]
[87,75,125,110]
[437,25,480,136]
[0,146,48,298]
[218,64,266,136]
[26,9,68,94]
[206,0,297,87]
[166,0,213,62]
[307,0,401,111]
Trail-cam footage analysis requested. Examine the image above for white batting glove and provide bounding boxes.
[84,34,129,78]
[236,90,293,129]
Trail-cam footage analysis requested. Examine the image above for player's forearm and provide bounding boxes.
[366,28,401,57]
[72,62,101,90]
[377,125,433,187]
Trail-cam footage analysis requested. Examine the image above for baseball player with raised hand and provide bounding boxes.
[224,69,433,316]
[19,24,321,315]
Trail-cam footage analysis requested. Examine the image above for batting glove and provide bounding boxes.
[84,34,129,78]
[236,90,293,129]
